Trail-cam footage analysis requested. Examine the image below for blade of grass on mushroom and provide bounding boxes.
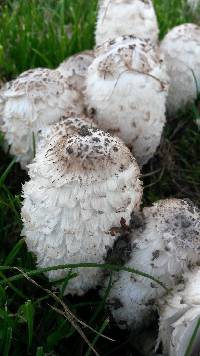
[184,318,200,356]
[0,263,170,292]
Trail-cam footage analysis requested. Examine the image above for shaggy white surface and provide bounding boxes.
[0,67,84,169]
[22,116,142,296]
[159,268,200,356]
[58,50,94,99]
[103,199,200,329]
[95,0,159,46]
[86,35,169,166]
[160,23,200,115]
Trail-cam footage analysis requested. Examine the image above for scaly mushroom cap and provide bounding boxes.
[160,23,200,115]
[103,199,200,330]
[95,0,159,46]
[86,35,169,166]
[37,112,96,151]
[158,267,200,356]
[0,67,83,169]
[22,116,142,296]
[58,51,95,94]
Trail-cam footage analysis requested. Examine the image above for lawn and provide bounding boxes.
[0,0,199,355]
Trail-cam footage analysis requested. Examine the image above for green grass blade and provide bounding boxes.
[184,318,200,356]
[31,48,53,68]
[3,327,12,356]
[0,307,11,322]
[32,132,36,159]
[85,319,110,356]
[36,346,45,356]
[89,274,113,325]
[0,263,170,292]
[3,239,25,266]
[0,271,26,299]
[21,300,35,349]
[0,158,16,188]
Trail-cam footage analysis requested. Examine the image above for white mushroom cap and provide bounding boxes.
[86,35,169,166]
[37,113,96,151]
[102,199,200,330]
[160,23,200,115]
[95,0,159,46]
[22,116,142,296]
[158,267,200,356]
[58,50,95,98]
[0,67,83,169]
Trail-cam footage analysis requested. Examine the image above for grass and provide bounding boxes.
[0,0,200,355]
[0,0,97,78]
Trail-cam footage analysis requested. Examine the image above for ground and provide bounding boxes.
[0,0,199,355]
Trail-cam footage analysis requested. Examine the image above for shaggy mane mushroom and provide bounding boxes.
[102,199,200,330]
[0,65,84,169]
[22,115,142,296]
[95,0,159,46]
[86,35,169,166]
[160,23,200,116]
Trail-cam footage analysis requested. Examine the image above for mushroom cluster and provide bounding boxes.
[1,1,200,355]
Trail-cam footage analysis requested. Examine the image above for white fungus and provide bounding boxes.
[0,67,83,169]
[95,0,159,46]
[158,267,200,356]
[58,50,94,104]
[103,199,200,330]
[86,35,169,166]
[22,115,142,296]
[160,23,200,116]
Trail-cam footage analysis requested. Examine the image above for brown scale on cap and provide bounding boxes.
[44,116,136,180]
[58,51,94,85]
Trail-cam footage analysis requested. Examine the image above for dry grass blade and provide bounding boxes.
[13,267,101,356]
[50,305,114,342]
